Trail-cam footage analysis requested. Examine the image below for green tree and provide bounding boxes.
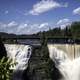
[63,26,72,38]
[71,22,80,38]
[0,57,14,80]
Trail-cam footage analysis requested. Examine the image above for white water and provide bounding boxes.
[48,44,80,80]
[4,44,32,80]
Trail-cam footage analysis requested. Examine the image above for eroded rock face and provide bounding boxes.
[26,48,48,80]
[26,46,62,80]
[0,39,7,59]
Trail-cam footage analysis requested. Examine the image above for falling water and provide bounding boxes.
[4,44,32,80]
[48,44,80,80]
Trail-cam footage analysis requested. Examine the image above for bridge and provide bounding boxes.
[2,37,41,48]
[2,37,80,47]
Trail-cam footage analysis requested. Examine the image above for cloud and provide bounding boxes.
[19,24,28,29]
[29,0,68,15]
[27,23,49,33]
[0,21,18,33]
[7,21,18,27]
[39,23,49,28]
[5,10,9,14]
[57,18,70,28]
[73,7,80,15]
[16,22,49,34]
[17,23,28,33]
[57,19,70,25]
[0,21,50,34]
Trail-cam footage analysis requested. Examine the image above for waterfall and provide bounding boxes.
[4,44,32,80]
[48,44,80,80]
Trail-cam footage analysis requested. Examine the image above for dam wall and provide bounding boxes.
[48,44,80,60]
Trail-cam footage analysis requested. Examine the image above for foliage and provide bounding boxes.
[37,21,80,39]
[71,22,80,38]
[0,57,14,80]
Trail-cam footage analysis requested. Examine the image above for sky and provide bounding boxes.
[0,0,80,34]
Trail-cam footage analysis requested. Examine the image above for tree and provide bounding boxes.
[0,57,14,80]
[71,22,80,38]
[63,26,72,38]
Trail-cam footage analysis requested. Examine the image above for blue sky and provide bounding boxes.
[0,0,80,34]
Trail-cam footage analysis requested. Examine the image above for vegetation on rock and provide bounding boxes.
[0,57,14,80]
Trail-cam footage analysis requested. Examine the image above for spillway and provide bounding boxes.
[48,44,80,80]
[4,44,32,80]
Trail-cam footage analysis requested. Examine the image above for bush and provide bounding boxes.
[0,57,14,80]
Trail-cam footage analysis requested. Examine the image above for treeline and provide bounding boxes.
[36,21,80,39]
[0,21,80,41]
